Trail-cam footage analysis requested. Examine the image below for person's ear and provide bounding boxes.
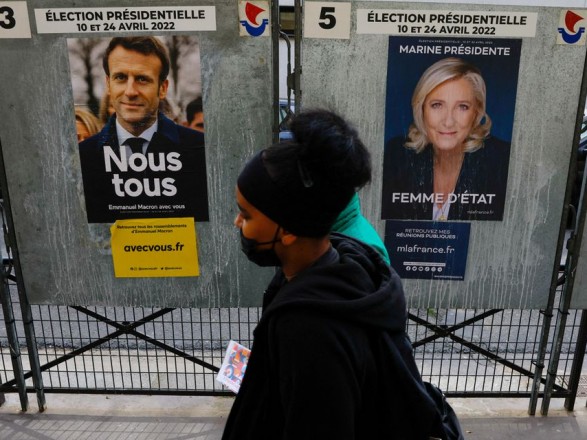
[159,79,169,99]
[280,230,298,246]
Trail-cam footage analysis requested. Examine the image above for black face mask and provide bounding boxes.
[239,226,282,267]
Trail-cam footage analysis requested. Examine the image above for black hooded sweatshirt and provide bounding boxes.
[222,234,446,440]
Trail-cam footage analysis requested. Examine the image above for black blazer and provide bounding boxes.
[79,113,209,223]
[381,136,511,221]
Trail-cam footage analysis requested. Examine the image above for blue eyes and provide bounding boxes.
[429,102,470,111]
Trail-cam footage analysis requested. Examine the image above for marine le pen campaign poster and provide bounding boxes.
[381,36,521,222]
[381,36,522,280]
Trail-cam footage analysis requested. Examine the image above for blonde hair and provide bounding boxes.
[75,107,103,140]
[405,57,492,153]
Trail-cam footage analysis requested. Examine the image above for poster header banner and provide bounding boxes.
[34,7,217,34]
[357,10,538,37]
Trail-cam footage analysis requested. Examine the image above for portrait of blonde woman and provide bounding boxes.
[382,54,515,221]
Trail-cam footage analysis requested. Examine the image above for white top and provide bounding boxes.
[116,119,158,155]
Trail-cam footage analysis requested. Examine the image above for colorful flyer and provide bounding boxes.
[110,217,199,277]
[381,36,521,221]
[385,220,471,280]
[217,340,251,394]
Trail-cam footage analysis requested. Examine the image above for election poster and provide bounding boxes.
[381,37,521,221]
[385,221,471,280]
[110,217,200,278]
[68,35,209,223]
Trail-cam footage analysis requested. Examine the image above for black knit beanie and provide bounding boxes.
[237,150,354,237]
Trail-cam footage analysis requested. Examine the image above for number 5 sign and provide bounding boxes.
[304,2,351,39]
[0,1,31,38]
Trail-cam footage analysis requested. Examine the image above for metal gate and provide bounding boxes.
[1,239,585,413]
[1,0,586,417]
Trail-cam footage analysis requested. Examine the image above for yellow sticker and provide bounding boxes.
[110,218,199,278]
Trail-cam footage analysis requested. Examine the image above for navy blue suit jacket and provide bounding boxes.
[381,136,511,221]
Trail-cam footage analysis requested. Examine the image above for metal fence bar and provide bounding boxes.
[564,309,587,410]
[528,306,555,415]
[409,309,564,393]
[0,141,46,411]
[0,274,584,402]
[541,246,584,414]
[410,309,502,347]
[0,261,26,410]
[15,255,45,410]
[271,0,281,143]
[0,307,173,390]
[0,305,583,398]
[531,36,587,414]
[69,306,218,372]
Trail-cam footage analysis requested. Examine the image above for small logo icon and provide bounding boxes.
[240,2,269,37]
[558,10,586,44]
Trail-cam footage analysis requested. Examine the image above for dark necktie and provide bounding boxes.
[125,137,145,154]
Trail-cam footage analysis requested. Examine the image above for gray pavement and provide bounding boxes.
[1,393,587,439]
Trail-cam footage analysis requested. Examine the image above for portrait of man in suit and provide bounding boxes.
[77,36,209,223]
